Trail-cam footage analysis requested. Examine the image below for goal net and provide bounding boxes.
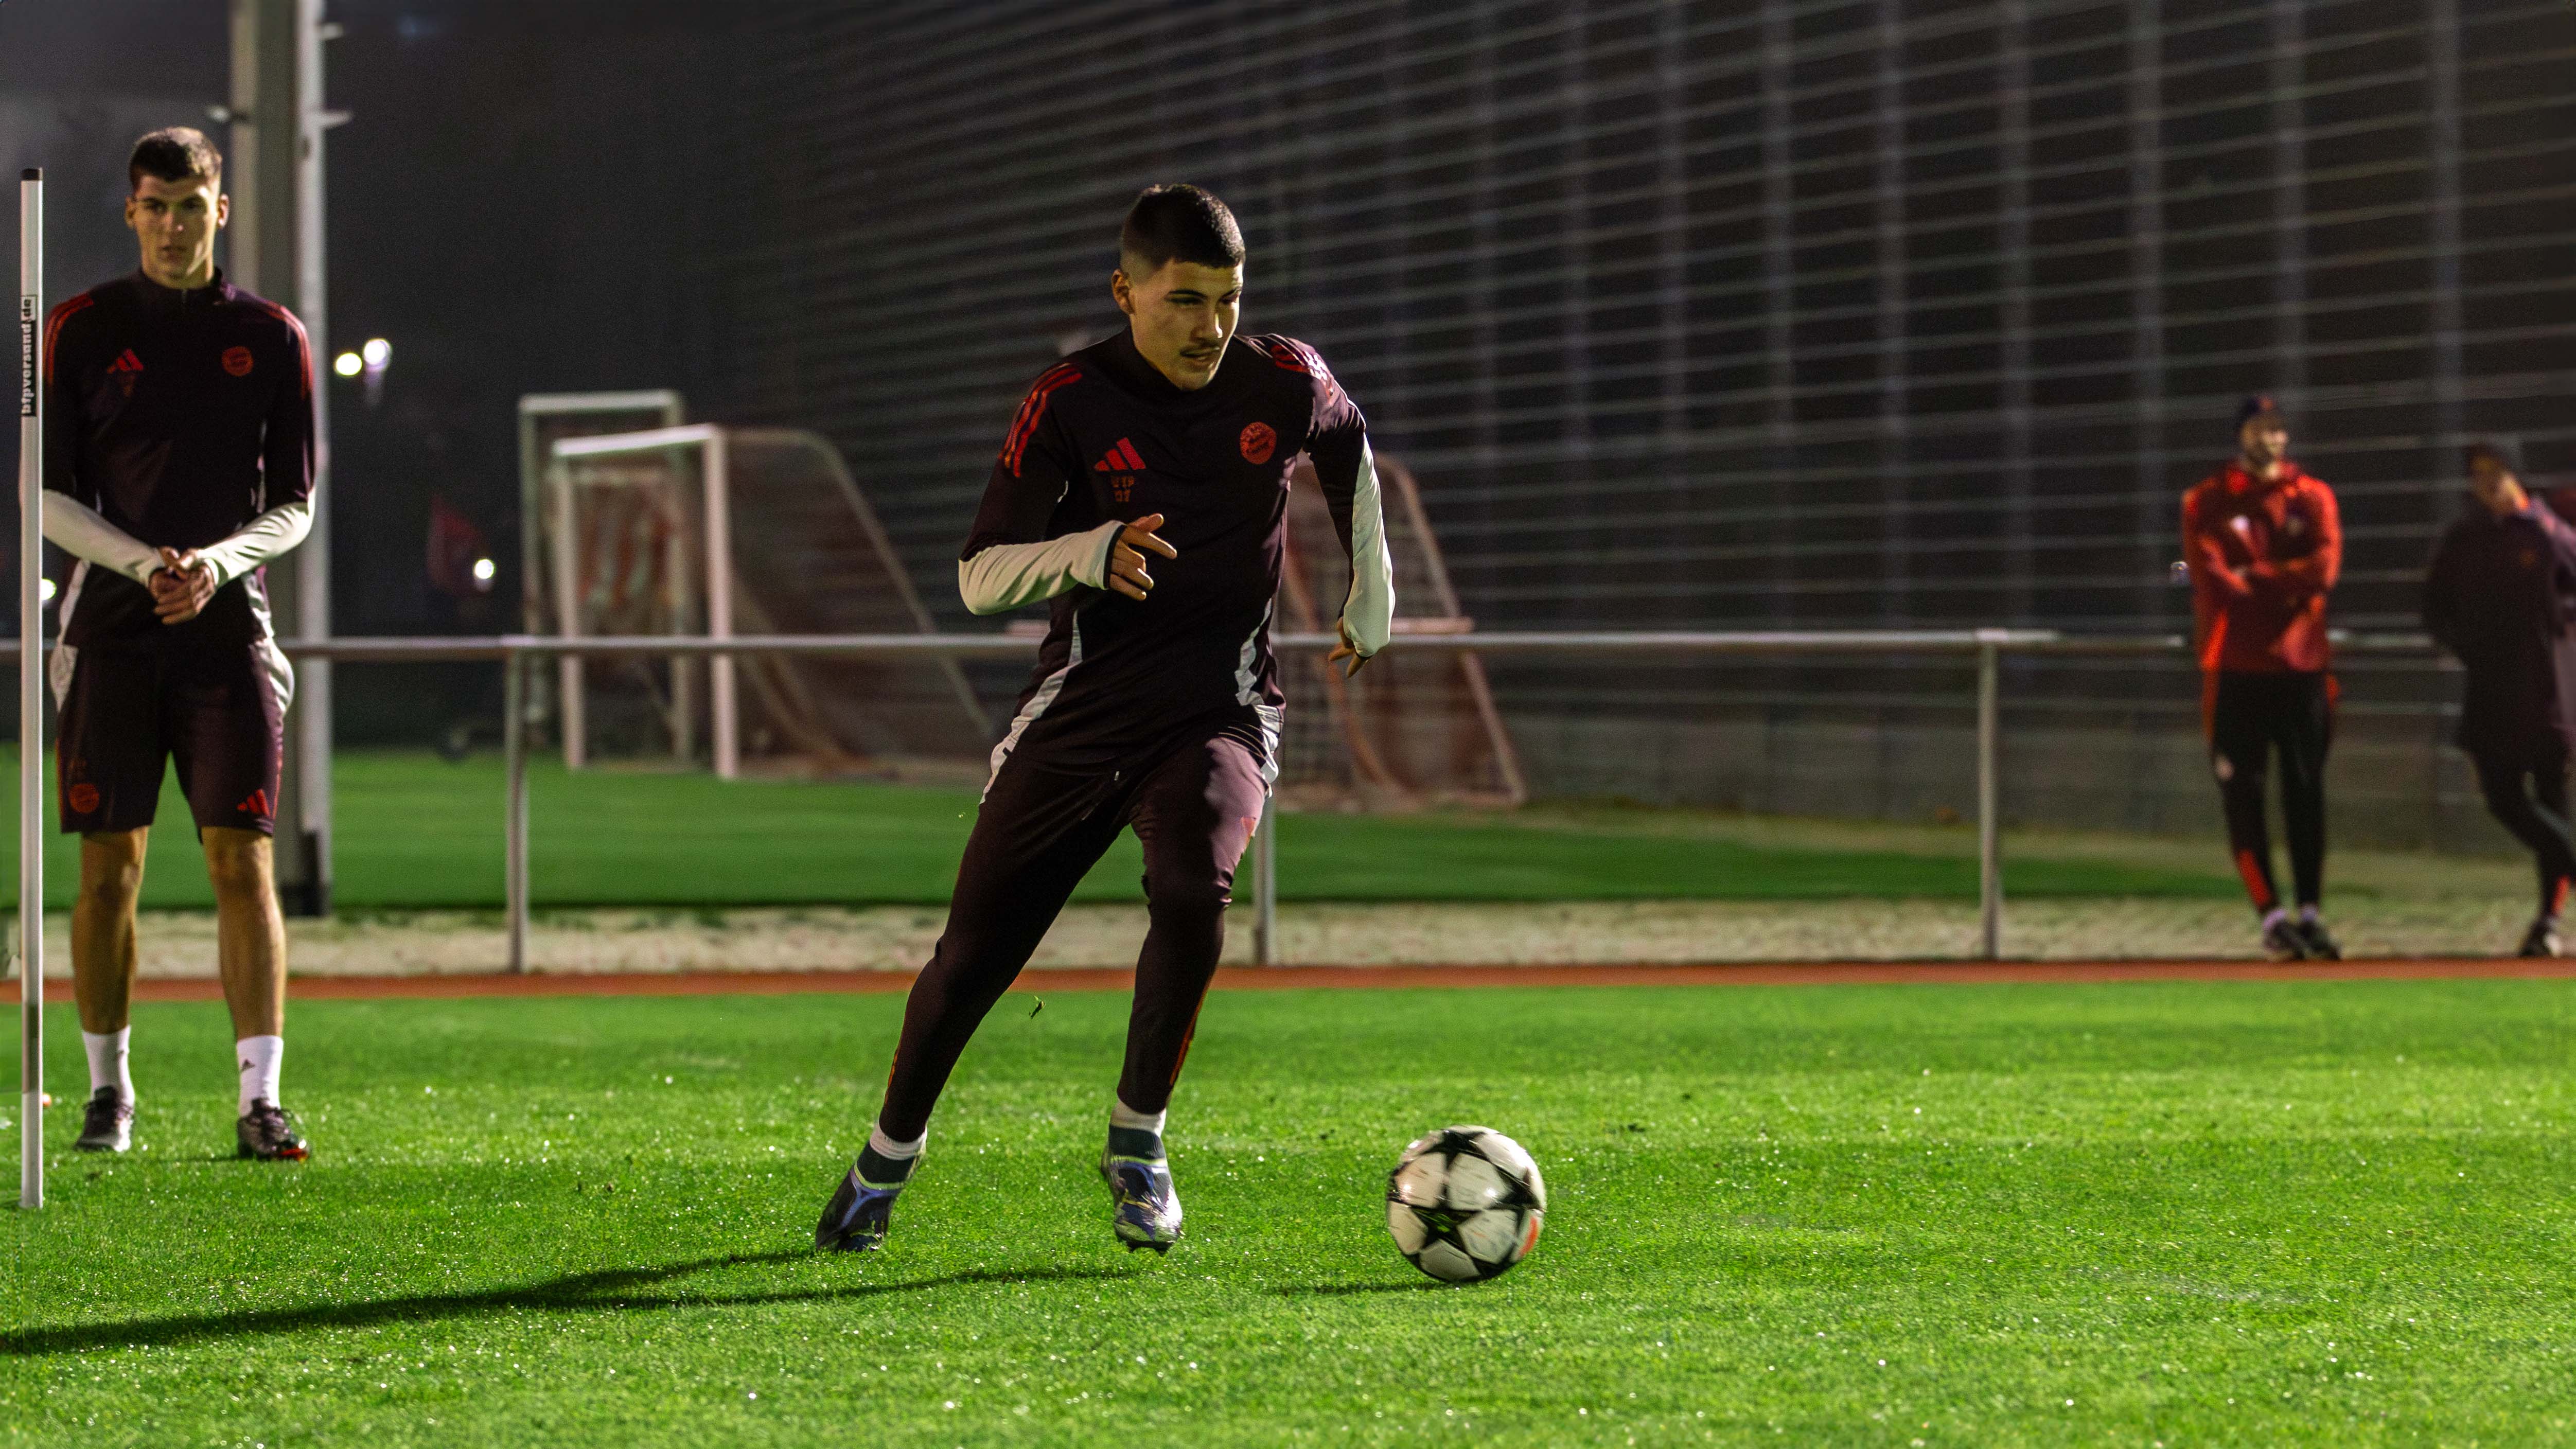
[1274,451,1525,808]
[541,423,989,778]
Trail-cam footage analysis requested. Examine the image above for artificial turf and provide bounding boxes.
[0,748,2233,910]
[4,979,2570,1445]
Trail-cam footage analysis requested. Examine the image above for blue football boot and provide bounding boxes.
[1100,1128,1183,1253]
[814,1164,902,1252]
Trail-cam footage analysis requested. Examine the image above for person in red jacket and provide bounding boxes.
[2182,395,2343,960]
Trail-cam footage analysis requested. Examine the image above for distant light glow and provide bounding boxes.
[361,337,392,367]
[38,578,56,603]
[471,557,496,583]
[333,351,363,377]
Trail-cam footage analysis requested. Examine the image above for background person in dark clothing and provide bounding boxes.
[2423,441,2576,957]
[2181,395,2344,961]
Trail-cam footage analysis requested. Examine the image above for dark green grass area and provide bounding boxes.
[5,981,2571,1445]
[0,748,2233,909]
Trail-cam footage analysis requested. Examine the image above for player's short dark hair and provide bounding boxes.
[129,127,223,194]
[2235,393,2283,429]
[2465,439,2521,475]
[1119,185,1245,278]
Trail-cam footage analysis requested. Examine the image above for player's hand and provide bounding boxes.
[150,546,217,623]
[1328,617,1372,679]
[1107,513,1177,601]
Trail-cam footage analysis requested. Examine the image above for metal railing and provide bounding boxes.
[221,625,2411,973]
[23,629,2443,971]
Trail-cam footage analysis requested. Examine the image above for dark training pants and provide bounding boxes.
[2207,670,2332,913]
[876,725,1271,1142]
[2470,744,2576,920]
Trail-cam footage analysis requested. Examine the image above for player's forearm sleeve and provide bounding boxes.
[957,521,1121,615]
[195,498,315,588]
[1338,440,1395,655]
[40,495,163,587]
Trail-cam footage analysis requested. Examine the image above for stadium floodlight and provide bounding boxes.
[360,337,390,368]
[19,167,45,1210]
[471,556,496,586]
[332,351,362,377]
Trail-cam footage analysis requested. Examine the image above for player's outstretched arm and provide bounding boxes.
[958,515,1175,613]
[1312,438,1394,678]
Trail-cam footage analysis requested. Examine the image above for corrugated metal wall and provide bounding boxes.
[710,1,2576,845]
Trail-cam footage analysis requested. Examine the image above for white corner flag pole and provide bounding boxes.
[19,166,43,1211]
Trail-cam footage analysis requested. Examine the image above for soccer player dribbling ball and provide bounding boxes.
[43,130,317,1160]
[2180,395,2344,962]
[814,185,1393,1253]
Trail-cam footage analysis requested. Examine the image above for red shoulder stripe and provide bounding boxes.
[1000,365,1082,475]
[42,293,98,380]
[242,297,315,398]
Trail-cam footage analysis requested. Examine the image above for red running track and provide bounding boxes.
[36,958,2576,1003]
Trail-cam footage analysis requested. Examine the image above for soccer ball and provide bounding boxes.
[1385,1125,1546,1282]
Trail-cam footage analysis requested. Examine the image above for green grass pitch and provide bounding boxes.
[5,979,2569,1444]
[0,749,2232,909]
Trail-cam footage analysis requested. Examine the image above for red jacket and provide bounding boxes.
[2182,462,2341,673]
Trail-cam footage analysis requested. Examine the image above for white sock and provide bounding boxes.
[83,1028,133,1105]
[1110,1098,1167,1136]
[2261,907,2289,932]
[236,1035,284,1116]
[2298,903,2321,924]
[865,1124,926,1161]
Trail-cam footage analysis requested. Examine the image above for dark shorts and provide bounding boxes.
[2205,669,2333,780]
[53,640,292,836]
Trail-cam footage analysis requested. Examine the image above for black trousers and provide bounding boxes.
[875,721,1270,1142]
[2207,670,2332,912]
[2469,743,2576,919]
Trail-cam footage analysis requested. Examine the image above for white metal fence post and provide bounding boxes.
[1976,631,2003,961]
[19,167,45,1210]
[503,645,530,974]
[1254,800,1279,966]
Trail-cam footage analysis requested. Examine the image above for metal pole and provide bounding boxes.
[1252,799,1279,966]
[702,431,739,781]
[20,167,46,1210]
[1976,632,2002,960]
[290,0,344,915]
[503,648,529,974]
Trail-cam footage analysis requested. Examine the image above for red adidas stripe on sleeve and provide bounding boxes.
[43,293,97,379]
[1000,364,1081,475]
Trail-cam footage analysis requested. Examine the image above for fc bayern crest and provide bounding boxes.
[222,345,255,377]
[1239,421,1276,464]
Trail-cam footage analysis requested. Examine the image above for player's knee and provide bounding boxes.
[1142,875,1231,929]
[76,844,145,907]
[201,831,276,898]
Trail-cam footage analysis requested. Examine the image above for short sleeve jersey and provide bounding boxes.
[42,269,316,650]
[963,328,1369,771]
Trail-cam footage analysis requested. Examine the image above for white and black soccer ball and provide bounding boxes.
[1385,1125,1546,1282]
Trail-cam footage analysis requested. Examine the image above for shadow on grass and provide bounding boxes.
[1271,1280,1454,1296]
[2,1250,1128,1357]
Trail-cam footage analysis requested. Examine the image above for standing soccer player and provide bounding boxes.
[43,130,316,1159]
[2181,395,2344,961]
[2423,442,2576,957]
[813,185,1392,1253]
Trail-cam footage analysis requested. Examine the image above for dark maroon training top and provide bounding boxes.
[42,269,315,650]
[964,328,1370,774]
